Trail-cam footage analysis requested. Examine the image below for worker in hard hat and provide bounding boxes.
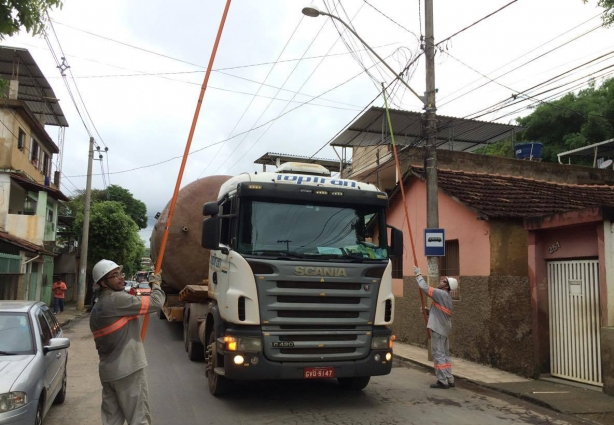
[90,259,164,425]
[414,266,458,389]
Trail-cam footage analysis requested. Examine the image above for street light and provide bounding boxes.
[301,7,424,104]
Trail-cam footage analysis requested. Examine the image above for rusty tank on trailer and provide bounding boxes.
[150,175,232,293]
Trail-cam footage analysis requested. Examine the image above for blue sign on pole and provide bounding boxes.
[424,228,445,256]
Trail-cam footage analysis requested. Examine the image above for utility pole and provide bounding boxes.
[424,0,439,286]
[76,136,94,311]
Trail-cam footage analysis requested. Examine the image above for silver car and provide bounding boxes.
[0,301,70,425]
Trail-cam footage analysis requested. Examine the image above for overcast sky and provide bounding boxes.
[3,0,613,247]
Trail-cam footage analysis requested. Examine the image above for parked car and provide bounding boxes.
[0,301,70,425]
[133,271,152,283]
[124,281,137,293]
[129,282,152,296]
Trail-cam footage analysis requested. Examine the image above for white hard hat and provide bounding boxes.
[93,259,123,284]
[445,277,458,291]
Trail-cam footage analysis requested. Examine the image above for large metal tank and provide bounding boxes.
[150,175,232,293]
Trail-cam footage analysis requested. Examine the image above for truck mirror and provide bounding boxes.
[202,217,221,249]
[203,202,219,217]
[389,227,403,258]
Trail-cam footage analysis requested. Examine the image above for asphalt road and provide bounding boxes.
[45,314,586,425]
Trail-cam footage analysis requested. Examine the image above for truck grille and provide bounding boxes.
[257,272,380,362]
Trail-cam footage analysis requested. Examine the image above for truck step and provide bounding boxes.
[214,367,226,376]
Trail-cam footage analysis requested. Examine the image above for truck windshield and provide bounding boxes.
[238,200,388,260]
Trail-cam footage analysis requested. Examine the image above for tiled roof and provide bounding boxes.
[408,167,614,219]
[0,231,55,256]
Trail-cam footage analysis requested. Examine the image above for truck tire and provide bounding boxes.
[188,340,205,361]
[183,310,189,352]
[337,376,370,390]
[158,307,166,320]
[207,329,232,396]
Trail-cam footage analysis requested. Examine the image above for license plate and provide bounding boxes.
[303,367,335,379]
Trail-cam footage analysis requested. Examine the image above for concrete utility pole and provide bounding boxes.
[424,0,440,286]
[76,136,94,311]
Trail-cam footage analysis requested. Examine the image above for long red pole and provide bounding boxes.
[381,84,430,339]
[142,0,233,341]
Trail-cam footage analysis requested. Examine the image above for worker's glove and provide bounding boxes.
[414,266,422,276]
[149,271,162,287]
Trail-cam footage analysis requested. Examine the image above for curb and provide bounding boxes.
[58,312,88,328]
[393,355,562,413]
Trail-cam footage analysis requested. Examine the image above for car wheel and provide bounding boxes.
[53,368,67,404]
[35,398,44,425]
[207,329,232,396]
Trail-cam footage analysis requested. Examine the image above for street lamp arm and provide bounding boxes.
[320,11,424,105]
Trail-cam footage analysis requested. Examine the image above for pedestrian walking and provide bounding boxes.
[52,276,67,314]
[414,266,458,389]
[90,259,164,425]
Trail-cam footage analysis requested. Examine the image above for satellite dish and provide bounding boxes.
[599,159,613,169]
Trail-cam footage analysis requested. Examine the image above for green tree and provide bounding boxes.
[0,0,62,39]
[584,0,614,27]
[514,77,614,162]
[62,184,148,229]
[73,201,145,278]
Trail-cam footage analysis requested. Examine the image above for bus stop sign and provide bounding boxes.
[424,228,445,256]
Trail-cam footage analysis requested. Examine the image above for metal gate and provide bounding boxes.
[548,260,602,386]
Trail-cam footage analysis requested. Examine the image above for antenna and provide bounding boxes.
[599,159,613,169]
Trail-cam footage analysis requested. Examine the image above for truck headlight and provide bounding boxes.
[238,337,262,352]
[371,336,390,350]
[0,392,27,413]
[224,336,262,352]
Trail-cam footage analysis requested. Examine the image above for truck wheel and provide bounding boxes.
[188,341,205,361]
[183,311,189,352]
[207,329,232,396]
[337,376,371,390]
[158,307,166,320]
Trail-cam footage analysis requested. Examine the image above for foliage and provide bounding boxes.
[514,77,614,162]
[584,0,614,27]
[73,201,145,277]
[62,184,147,229]
[474,138,516,158]
[0,0,62,39]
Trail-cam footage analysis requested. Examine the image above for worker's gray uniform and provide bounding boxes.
[90,284,164,425]
[416,275,454,385]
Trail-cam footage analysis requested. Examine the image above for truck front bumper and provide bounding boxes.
[221,350,393,380]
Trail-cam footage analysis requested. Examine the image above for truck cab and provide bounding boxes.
[196,163,403,395]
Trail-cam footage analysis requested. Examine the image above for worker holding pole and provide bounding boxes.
[414,266,458,389]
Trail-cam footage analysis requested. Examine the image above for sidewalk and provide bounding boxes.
[394,341,614,425]
[55,301,89,328]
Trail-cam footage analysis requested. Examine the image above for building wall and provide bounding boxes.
[387,179,534,376]
[387,179,491,277]
[489,220,528,276]
[528,222,600,375]
[395,275,535,377]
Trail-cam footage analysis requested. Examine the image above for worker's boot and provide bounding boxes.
[430,381,449,389]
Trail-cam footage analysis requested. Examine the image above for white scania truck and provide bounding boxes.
[179,163,403,395]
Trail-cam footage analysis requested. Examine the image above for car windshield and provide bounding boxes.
[0,313,33,355]
[238,200,388,260]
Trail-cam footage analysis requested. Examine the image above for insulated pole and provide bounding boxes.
[424,0,439,286]
[141,0,233,341]
[76,136,94,311]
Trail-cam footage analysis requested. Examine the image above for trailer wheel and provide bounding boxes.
[337,376,370,390]
[188,340,205,361]
[207,329,232,396]
[183,310,189,352]
[158,308,166,320]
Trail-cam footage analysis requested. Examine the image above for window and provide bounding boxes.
[42,153,50,176]
[37,311,53,346]
[440,240,460,300]
[42,308,61,337]
[219,198,233,246]
[391,255,403,278]
[29,137,39,168]
[17,128,26,150]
